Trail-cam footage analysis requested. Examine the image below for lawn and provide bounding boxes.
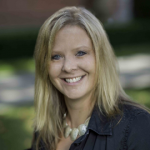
[0,105,34,150]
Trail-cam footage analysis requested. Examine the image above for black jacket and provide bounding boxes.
[28,104,150,150]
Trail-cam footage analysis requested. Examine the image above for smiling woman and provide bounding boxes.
[49,25,96,101]
[27,6,150,150]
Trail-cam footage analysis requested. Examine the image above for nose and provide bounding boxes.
[62,57,77,72]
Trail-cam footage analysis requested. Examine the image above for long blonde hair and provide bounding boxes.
[33,6,146,150]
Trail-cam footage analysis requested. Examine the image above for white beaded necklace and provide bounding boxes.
[63,113,91,141]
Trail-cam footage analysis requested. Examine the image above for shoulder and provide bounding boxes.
[120,104,150,130]
[123,103,149,114]
[123,103,150,126]
[119,104,150,149]
[122,104,150,123]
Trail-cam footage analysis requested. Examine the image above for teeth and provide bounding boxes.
[65,76,82,83]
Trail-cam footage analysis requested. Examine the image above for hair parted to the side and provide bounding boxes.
[33,6,148,150]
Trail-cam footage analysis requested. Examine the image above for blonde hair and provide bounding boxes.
[33,6,146,150]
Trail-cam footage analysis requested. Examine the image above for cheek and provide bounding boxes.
[48,63,62,79]
[83,56,96,73]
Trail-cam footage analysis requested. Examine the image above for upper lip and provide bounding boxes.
[61,75,85,79]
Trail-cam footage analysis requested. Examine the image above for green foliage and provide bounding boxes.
[125,88,150,108]
[0,27,38,59]
[0,106,34,150]
[114,43,150,56]
[0,58,35,76]
[0,20,150,60]
[105,20,150,47]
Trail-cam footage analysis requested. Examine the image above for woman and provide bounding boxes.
[29,7,150,150]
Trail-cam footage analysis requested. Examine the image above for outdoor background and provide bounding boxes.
[0,0,150,150]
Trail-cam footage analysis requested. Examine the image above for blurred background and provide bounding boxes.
[0,0,150,149]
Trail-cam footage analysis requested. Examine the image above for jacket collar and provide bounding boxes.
[74,106,112,144]
[87,106,112,135]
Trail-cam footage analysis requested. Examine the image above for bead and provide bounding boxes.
[85,118,90,126]
[63,120,68,128]
[78,124,87,136]
[64,126,72,138]
[70,128,79,141]
[63,113,91,141]
[63,113,66,118]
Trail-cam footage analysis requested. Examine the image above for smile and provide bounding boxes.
[63,75,85,83]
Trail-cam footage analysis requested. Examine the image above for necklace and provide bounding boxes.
[63,113,91,141]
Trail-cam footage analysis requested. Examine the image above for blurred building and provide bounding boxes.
[0,0,149,29]
[93,0,134,23]
[0,0,93,28]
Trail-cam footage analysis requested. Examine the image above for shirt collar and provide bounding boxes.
[74,106,113,144]
[87,106,112,135]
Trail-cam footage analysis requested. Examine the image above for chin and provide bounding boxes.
[64,92,81,100]
[64,92,87,101]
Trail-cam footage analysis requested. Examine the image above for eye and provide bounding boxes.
[51,55,61,60]
[76,51,87,56]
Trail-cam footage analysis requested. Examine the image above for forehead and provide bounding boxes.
[52,25,93,51]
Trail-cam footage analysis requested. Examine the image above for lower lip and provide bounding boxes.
[62,75,86,85]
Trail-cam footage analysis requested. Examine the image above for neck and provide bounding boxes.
[64,94,95,128]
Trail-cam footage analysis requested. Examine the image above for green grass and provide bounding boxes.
[0,58,35,77]
[0,106,34,150]
[125,88,150,108]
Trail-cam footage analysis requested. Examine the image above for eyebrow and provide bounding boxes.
[52,46,92,53]
[74,46,91,50]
